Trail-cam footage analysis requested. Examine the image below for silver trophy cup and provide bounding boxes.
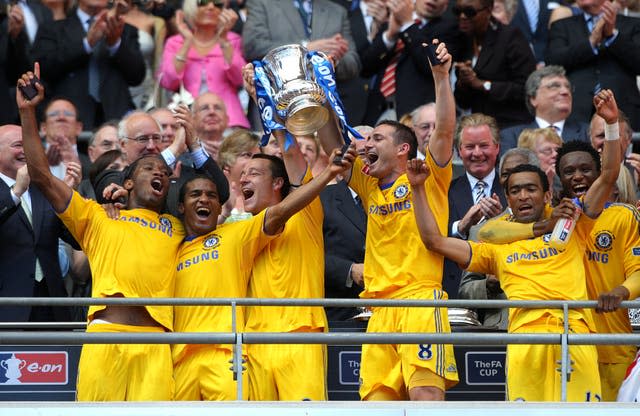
[261,44,329,136]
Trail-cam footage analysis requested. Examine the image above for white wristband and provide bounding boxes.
[604,122,619,141]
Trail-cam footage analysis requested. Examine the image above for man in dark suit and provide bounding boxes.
[546,0,640,130]
[500,65,590,156]
[453,0,536,129]
[331,0,388,125]
[320,179,366,322]
[443,113,506,297]
[32,0,146,130]
[0,0,51,124]
[0,124,77,322]
[360,0,463,124]
[510,0,551,64]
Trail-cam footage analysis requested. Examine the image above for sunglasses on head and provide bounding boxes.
[452,6,488,18]
[197,0,224,8]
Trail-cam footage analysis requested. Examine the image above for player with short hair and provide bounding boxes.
[312,41,459,400]
[172,143,355,400]
[408,89,622,401]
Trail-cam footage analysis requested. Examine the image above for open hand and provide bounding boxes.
[63,162,83,189]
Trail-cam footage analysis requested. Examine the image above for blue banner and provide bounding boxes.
[307,51,363,145]
[252,61,295,150]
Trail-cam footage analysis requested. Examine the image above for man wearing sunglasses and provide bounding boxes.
[453,0,536,129]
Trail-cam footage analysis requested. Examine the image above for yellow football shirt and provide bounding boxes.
[245,170,326,332]
[57,191,184,330]
[349,152,451,299]
[173,210,274,363]
[585,203,640,364]
[468,215,596,333]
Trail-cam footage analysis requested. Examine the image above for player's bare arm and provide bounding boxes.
[263,144,356,235]
[426,41,455,167]
[407,159,471,266]
[583,89,621,218]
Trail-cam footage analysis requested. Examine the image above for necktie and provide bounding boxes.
[20,193,44,282]
[549,125,561,135]
[523,0,539,33]
[380,40,404,98]
[295,0,313,38]
[586,15,598,33]
[87,17,101,102]
[474,180,487,204]
[353,194,366,222]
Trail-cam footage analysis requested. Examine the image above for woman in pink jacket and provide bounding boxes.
[159,0,249,128]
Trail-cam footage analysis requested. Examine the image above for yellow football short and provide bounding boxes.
[76,322,173,401]
[174,347,247,400]
[359,298,459,400]
[507,318,601,402]
[247,333,327,401]
[599,361,634,401]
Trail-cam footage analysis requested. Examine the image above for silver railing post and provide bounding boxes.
[230,301,244,401]
[560,302,570,402]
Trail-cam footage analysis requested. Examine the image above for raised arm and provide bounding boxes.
[272,130,308,185]
[427,41,455,167]
[583,89,621,218]
[240,63,309,183]
[263,145,356,235]
[17,64,72,212]
[173,105,230,203]
[407,159,471,266]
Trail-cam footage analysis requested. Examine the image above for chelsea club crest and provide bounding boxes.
[203,235,221,249]
[158,216,172,231]
[595,231,614,251]
[394,184,409,199]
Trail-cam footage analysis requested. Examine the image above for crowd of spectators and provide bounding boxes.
[1,0,640,403]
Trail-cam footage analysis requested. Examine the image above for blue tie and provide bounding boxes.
[87,17,101,102]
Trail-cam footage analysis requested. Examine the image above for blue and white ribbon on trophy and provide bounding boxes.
[307,51,363,145]
[253,52,363,149]
[253,60,296,150]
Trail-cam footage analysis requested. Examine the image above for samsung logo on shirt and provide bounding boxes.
[368,201,412,216]
[505,247,559,263]
[119,215,174,237]
[176,251,220,271]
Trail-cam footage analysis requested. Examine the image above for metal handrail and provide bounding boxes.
[0,297,639,308]
[1,297,639,402]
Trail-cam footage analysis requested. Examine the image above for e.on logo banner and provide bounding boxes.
[0,352,68,385]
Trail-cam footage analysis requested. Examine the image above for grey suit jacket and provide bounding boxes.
[243,0,360,81]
